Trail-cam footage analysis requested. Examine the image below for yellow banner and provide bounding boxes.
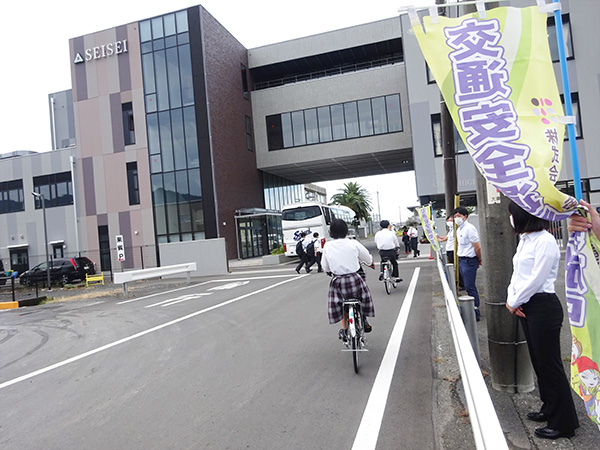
[418,206,440,253]
[411,6,577,221]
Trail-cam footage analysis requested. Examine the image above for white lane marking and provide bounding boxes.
[0,276,303,391]
[208,281,250,290]
[117,275,298,305]
[351,267,421,450]
[144,293,213,308]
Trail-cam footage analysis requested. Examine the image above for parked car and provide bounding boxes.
[19,257,96,286]
[0,259,5,285]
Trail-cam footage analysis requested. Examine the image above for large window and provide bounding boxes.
[0,179,24,214]
[122,102,135,145]
[547,14,574,62]
[266,94,403,151]
[140,11,206,244]
[245,115,254,151]
[33,172,72,208]
[431,114,468,157]
[126,162,140,205]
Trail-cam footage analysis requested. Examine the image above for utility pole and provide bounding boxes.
[457,0,533,393]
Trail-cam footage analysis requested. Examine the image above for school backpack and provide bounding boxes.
[296,240,305,256]
[306,239,315,255]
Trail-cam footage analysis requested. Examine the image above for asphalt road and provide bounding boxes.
[0,244,436,450]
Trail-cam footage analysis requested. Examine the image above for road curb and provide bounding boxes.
[0,297,46,309]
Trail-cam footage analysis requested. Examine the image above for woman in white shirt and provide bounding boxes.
[505,202,579,440]
[322,219,375,341]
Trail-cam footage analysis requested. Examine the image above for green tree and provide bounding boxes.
[330,182,373,222]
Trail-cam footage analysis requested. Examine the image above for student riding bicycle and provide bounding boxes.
[374,220,402,283]
[321,218,375,342]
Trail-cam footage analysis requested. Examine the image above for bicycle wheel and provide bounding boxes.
[352,334,360,373]
[352,307,362,373]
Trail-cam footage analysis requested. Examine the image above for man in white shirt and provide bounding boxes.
[408,225,420,257]
[374,220,401,282]
[453,206,482,321]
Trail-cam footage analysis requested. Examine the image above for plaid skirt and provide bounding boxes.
[328,272,375,324]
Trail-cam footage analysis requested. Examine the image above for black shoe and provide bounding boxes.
[475,307,481,322]
[317,269,323,273]
[395,278,403,283]
[306,269,312,273]
[338,328,348,342]
[527,412,548,422]
[296,269,300,274]
[364,321,372,333]
[534,427,574,440]
[378,274,383,281]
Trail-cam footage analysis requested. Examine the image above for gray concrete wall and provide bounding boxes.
[159,238,228,277]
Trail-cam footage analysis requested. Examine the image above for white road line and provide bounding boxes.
[117,275,298,305]
[0,276,302,391]
[352,267,421,450]
[145,293,213,308]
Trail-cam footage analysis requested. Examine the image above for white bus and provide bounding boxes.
[281,202,356,256]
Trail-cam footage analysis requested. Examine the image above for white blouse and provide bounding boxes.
[506,230,559,308]
[321,238,373,275]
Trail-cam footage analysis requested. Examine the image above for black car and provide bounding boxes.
[19,257,96,286]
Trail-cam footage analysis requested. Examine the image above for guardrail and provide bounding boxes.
[436,255,508,449]
[113,262,197,295]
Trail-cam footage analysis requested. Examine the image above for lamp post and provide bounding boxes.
[32,192,51,291]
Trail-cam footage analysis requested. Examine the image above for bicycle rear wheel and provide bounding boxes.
[352,334,360,373]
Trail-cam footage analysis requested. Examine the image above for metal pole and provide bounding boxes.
[32,192,51,291]
[458,295,481,364]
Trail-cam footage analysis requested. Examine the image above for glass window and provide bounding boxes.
[183,107,199,168]
[151,174,164,205]
[166,204,179,233]
[179,202,192,232]
[154,205,167,235]
[0,179,24,214]
[171,108,186,169]
[140,20,152,43]
[426,64,436,84]
[166,47,182,109]
[163,172,177,204]
[141,41,153,54]
[548,15,574,62]
[304,109,319,144]
[281,113,293,148]
[164,13,176,36]
[188,168,202,201]
[431,114,443,157]
[291,111,306,146]
[127,162,140,205]
[344,102,359,138]
[331,104,346,140]
[141,53,155,94]
[145,94,157,113]
[386,94,402,132]
[245,115,254,151]
[147,113,160,155]
[159,111,174,172]
[154,50,169,111]
[179,45,194,106]
[122,102,135,146]
[151,17,164,39]
[241,64,249,100]
[150,154,162,174]
[176,10,188,33]
[266,115,283,151]
[372,97,388,134]
[153,39,165,51]
[317,107,332,142]
[33,172,72,209]
[175,170,189,200]
[191,201,204,234]
[358,99,374,137]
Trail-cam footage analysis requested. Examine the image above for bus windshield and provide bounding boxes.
[281,205,322,221]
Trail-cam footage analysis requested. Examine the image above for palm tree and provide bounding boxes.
[330,182,372,222]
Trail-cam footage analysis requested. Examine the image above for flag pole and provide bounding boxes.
[553,0,582,201]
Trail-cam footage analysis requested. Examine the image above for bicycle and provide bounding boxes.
[380,257,397,295]
[341,299,368,373]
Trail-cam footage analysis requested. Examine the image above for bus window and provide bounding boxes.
[282,205,322,221]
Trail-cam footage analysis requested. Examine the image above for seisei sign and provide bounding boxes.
[73,39,128,64]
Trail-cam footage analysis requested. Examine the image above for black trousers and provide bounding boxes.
[410,237,419,256]
[378,249,399,278]
[519,293,579,432]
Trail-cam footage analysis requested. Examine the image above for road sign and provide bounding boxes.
[116,235,126,262]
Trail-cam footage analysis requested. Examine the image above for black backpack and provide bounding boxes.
[296,240,305,256]
[306,239,315,256]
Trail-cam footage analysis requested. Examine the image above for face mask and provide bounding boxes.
[446,221,453,228]
[509,215,515,229]
[455,217,464,227]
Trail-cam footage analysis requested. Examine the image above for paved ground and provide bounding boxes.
[4,242,600,449]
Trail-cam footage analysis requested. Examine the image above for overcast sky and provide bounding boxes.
[1,0,431,222]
